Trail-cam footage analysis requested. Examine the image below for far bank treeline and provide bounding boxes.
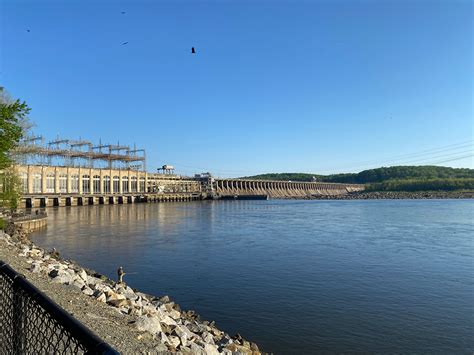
[241,166,474,192]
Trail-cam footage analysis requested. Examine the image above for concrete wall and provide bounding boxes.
[11,216,48,233]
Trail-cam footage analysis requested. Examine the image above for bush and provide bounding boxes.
[0,167,21,211]
[0,218,6,231]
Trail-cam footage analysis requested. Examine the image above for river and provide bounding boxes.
[32,199,474,354]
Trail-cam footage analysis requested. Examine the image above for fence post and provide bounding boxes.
[12,278,26,354]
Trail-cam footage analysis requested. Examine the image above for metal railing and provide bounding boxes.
[0,260,118,354]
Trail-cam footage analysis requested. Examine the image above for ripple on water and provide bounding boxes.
[32,199,474,354]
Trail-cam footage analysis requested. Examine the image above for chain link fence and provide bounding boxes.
[0,260,118,354]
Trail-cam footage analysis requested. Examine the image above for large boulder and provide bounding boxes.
[51,274,73,284]
[189,342,206,354]
[94,283,111,292]
[159,295,170,303]
[142,304,158,316]
[159,304,181,320]
[173,325,196,347]
[86,275,101,287]
[77,269,88,281]
[122,287,138,301]
[156,331,170,344]
[105,290,126,302]
[94,291,106,303]
[82,286,94,296]
[71,278,85,290]
[203,343,220,355]
[29,248,42,257]
[156,309,177,326]
[49,269,73,284]
[48,263,67,274]
[167,335,181,348]
[202,331,215,345]
[135,315,162,335]
[168,309,181,320]
[224,343,254,354]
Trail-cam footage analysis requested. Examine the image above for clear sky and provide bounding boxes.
[1,0,472,177]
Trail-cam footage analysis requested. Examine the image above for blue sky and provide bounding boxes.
[1,0,472,177]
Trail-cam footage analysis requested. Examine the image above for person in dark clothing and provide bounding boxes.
[117,266,125,283]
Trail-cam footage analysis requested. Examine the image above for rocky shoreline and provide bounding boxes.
[287,190,474,200]
[0,226,261,354]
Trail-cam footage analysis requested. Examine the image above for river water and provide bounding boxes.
[32,199,473,354]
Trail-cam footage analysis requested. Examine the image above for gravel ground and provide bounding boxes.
[0,227,262,355]
[0,237,165,354]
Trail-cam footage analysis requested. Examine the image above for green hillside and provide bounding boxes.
[241,166,474,191]
[364,178,474,192]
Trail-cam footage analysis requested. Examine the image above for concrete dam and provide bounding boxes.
[15,166,364,208]
[213,178,364,199]
[10,135,364,207]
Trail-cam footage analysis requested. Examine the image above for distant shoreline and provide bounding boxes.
[283,190,474,200]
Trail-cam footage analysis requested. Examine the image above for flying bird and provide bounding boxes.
[26,29,30,32]
[121,11,126,14]
[191,47,196,54]
[122,42,128,45]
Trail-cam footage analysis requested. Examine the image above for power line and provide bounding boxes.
[419,154,473,165]
[383,148,474,166]
[336,149,473,174]
[320,140,473,174]
[384,143,473,162]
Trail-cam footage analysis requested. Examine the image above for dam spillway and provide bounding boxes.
[213,178,364,199]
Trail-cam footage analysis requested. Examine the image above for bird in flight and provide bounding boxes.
[121,11,126,14]
[122,42,128,45]
[26,29,30,32]
[191,47,196,54]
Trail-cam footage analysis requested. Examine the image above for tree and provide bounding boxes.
[0,87,30,211]
[0,87,30,169]
[0,167,22,211]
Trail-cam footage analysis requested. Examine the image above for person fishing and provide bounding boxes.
[117,266,125,283]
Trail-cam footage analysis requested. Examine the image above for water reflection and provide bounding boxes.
[32,200,474,354]
[41,203,216,254]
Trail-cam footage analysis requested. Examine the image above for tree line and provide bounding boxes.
[241,166,474,191]
[365,178,474,192]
